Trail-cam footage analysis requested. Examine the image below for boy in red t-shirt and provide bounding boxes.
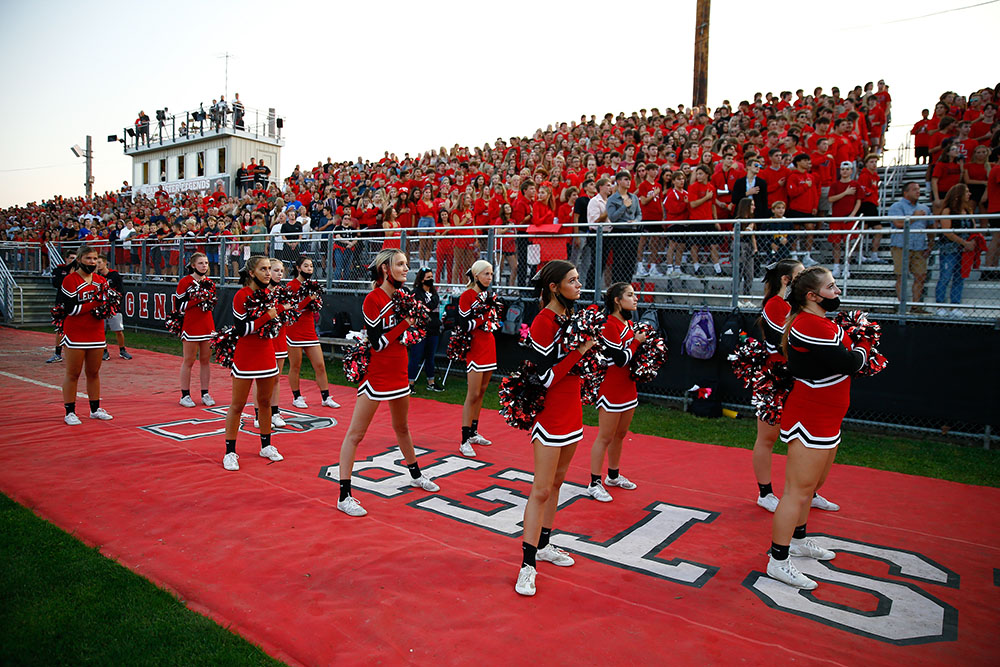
[826,161,861,277]
[911,109,931,164]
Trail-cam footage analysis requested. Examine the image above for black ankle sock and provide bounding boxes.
[339,479,351,502]
[770,542,789,561]
[608,468,620,480]
[181,389,191,398]
[793,523,807,540]
[55,345,63,355]
[201,389,209,396]
[461,426,472,443]
[120,346,127,353]
[64,402,75,416]
[406,461,421,480]
[758,482,774,498]
[260,433,271,450]
[521,542,537,568]
[321,389,329,400]
[538,527,552,550]
[271,405,279,415]
[590,473,601,486]
[225,439,236,454]
[292,390,301,399]
[89,400,100,413]
[471,419,479,435]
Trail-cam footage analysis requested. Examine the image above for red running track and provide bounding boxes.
[0,328,997,666]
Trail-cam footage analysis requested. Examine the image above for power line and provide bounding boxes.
[842,0,999,30]
[0,162,82,173]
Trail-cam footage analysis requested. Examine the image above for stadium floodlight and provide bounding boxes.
[70,144,84,158]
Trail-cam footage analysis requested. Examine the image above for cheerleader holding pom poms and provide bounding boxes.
[221,256,286,471]
[173,253,217,408]
[252,258,293,429]
[457,260,498,458]
[284,257,340,410]
[515,260,595,597]
[58,245,114,424]
[585,282,646,502]
[336,250,440,518]
[766,266,878,590]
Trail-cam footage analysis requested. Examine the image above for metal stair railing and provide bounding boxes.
[0,255,24,322]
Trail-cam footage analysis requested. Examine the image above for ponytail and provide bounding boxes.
[240,255,269,287]
[781,266,829,358]
[603,281,630,315]
[532,259,577,313]
[368,249,405,290]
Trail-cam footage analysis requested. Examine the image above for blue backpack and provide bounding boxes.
[683,309,717,359]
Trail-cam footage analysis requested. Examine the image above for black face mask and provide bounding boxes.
[252,276,270,289]
[818,296,841,312]
[192,267,206,276]
[80,263,96,274]
[387,276,404,289]
[423,280,434,288]
[476,279,490,292]
[298,271,313,280]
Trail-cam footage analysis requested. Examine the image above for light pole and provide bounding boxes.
[70,136,94,199]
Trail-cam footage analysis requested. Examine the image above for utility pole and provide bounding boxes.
[220,52,233,100]
[85,135,93,199]
[692,0,711,109]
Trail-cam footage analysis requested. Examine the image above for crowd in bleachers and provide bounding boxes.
[3,81,999,297]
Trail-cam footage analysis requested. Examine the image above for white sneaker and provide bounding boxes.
[469,433,492,446]
[459,440,477,457]
[321,397,341,408]
[179,395,196,408]
[89,408,113,421]
[259,445,284,462]
[713,262,722,274]
[337,496,367,517]
[692,262,701,274]
[801,254,819,268]
[223,452,239,471]
[605,475,637,490]
[537,544,575,567]
[757,493,780,512]
[271,414,287,428]
[831,264,842,279]
[790,537,836,561]
[515,564,537,596]
[292,396,308,409]
[766,555,817,590]
[648,264,663,277]
[64,412,81,425]
[587,482,613,502]
[409,474,440,492]
[635,262,649,278]
[201,393,216,406]
[811,494,840,511]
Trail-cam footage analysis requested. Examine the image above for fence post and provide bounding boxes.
[486,227,495,267]
[140,239,147,281]
[109,237,117,270]
[218,237,226,282]
[594,227,604,303]
[898,217,910,320]
[730,221,742,309]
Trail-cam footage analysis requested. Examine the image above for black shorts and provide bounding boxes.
[915,146,929,159]
[858,201,879,219]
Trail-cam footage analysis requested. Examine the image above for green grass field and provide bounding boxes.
[5,325,998,664]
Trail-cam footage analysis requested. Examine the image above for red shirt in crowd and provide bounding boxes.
[786,170,819,214]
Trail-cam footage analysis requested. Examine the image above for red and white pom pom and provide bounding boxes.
[50,303,67,334]
[498,360,548,430]
[728,336,767,389]
[563,304,607,349]
[192,279,218,312]
[392,289,430,330]
[210,327,238,368]
[401,325,427,347]
[245,289,282,339]
[165,310,184,336]
[834,310,882,347]
[751,363,794,426]
[301,279,323,313]
[271,285,302,326]
[342,340,372,384]
[630,322,668,384]
[90,283,121,320]
[447,330,472,361]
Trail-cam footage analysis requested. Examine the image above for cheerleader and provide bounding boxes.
[222,256,284,471]
[585,282,646,502]
[754,260,839,513]
[766,266,871,590]
[253,258,291,429]
[336,249,440,517]
[458,260,497,458]
[59,245,113,424]
[285,257,341,410]
[174,253,216,408]
[516,259,595,596]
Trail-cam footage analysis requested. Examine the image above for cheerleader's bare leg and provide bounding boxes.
[287,346,303,393]
[82,348,103,402]
[62,348,86,405]
[305,346,329,391]
[752,418,781,510]
[180,340,197,393]
[198,341,212,393]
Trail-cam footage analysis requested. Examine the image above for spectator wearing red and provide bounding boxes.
[963,144,991,213]
[512,180,536,286]
[970,103,996,146]
[826,162,861,277]
[662,170,689,277]
[809,137,837,217]
[911,109,932,164]
[785,153,819,266]
[932,143,964,212]
[856,154,885,263]
[415,187,437,265]
[985,156,1000,268]
[636,163,664,278]
[687,165,721,274]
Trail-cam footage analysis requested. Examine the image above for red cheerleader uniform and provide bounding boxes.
[359,287,410,401]
[458,288,497,373]
[779,312,872,449]
[596,315,639,412]
[760,294,790,364]
[172,275,216,342]
[272,323,288,360]
[231,286,280,380]
[528,307,583,447]
[59,272,108,349]
[284,278,320,347]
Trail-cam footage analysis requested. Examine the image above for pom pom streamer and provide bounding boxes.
[727,336,768,389]
[833,310,888,376]
[498,360,547,430]
[446,330,472,362]
[191,278,218,312]
[342,339,372,384]
[751,363,794,426]
[90,283,121,321]
[629,322,668,384]
[270,285,302,326]
[391,289,430,347]
[210,326,238,368]
[301,279,324,313]
[50,303,66,334]
[245,289,282,339]
[165,310,184,336]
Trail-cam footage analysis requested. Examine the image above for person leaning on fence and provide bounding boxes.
[935,184,977,315]
[606,171,642,284]
[887,182,931,312]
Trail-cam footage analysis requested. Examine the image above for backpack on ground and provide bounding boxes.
[683,309,716,360]
[503,300,525,336]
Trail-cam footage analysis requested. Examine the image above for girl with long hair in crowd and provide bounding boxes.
[407,267,443,393]
[766,266,871,590]
[451,193,477,283]
[175,252,216,408]
[285,256,340,410]
[59,245,113,425]
[936,183,977,312]
[434,207,453,285]
[222,256,285,471]
[457,260,496,458]
[497,202,518,286]
[336,249,440,517]
[253,257,290,429]
[585,282,646,503]
[516,259,595,596]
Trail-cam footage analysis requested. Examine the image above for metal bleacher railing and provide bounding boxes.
[123,103,281,151]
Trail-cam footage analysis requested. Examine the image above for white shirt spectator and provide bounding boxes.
[587,193,609,232]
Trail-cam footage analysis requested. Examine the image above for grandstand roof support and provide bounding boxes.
[692,0,710,108]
